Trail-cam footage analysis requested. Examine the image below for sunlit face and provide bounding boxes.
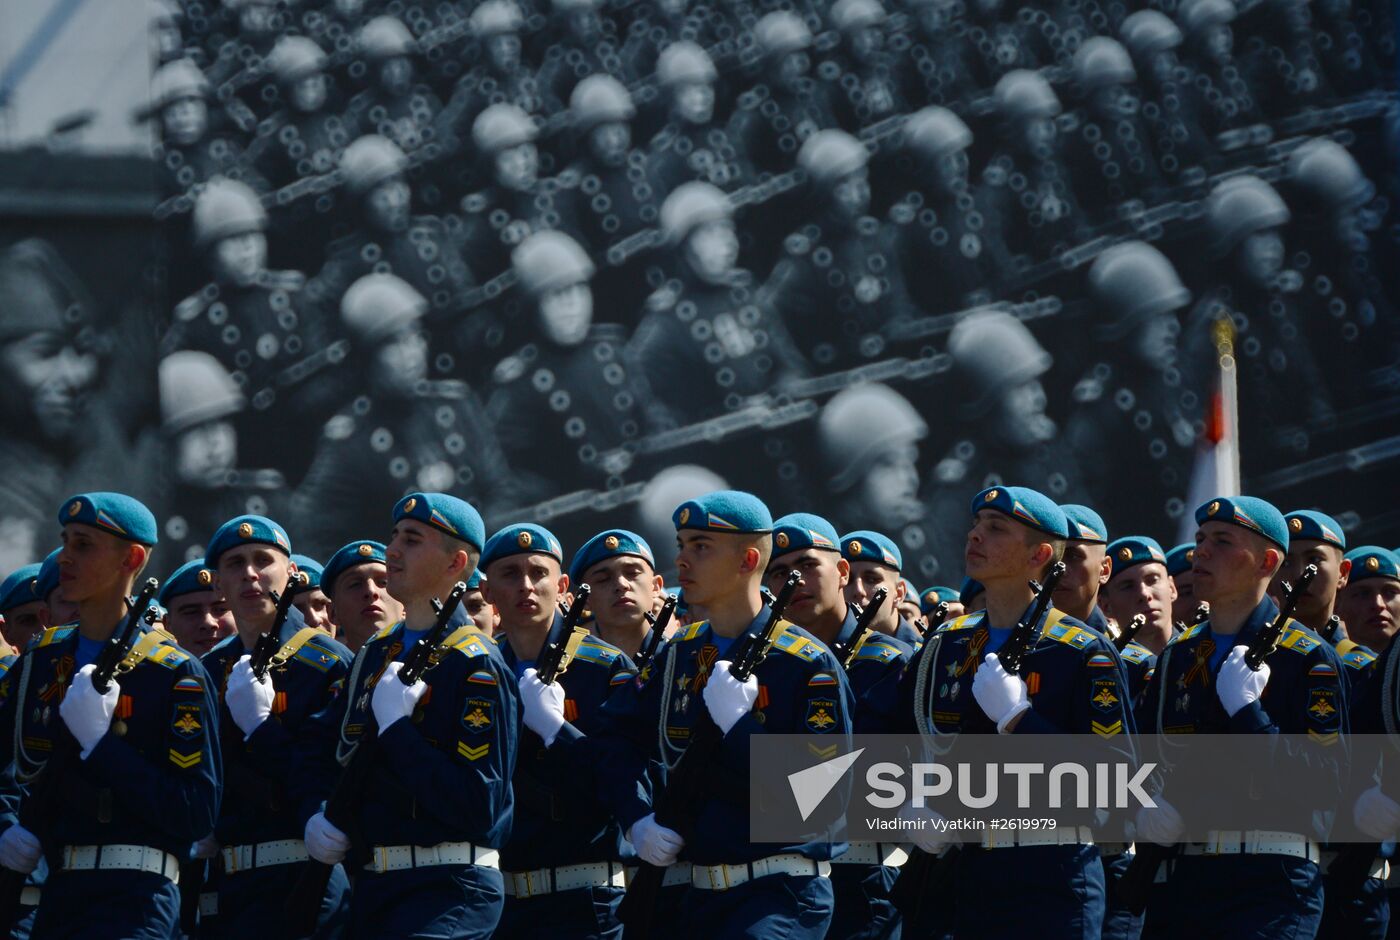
[293,587,334,634]
[0,331,98,440]
[385,520,464,605]
[483,553,565,633]
[462,586,497,634]
[584,555,663,637]
[1053,540,1110,616]
[765,550,848,628]
[538,283,593,346]
[1272,540,1347,625]
[1102,562,1176,638]
[965,510,1050,586]
[844,560,902,635]
[175,421,237,487]
[216,544,292,625]
[1191,522,1279,607]
[212,232,267,286]
[1337,577,1400,653]
[684,221,738,282]
[59,524,143,605]
[166,589,235,656]
[675,531,755,608]
[330,562,401,651]
[162,97,207,146]
[0,600,48,652]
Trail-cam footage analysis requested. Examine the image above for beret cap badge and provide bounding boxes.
[238,522,254,538]
[1208,501,1220,516]
[68,501,81,517]
[985,489,998,502]
[404,498,417,512]
[197,569,213,586]
[775,532,789,549]
[518,531,533,548]
[1119,547,1133,561]
[1368,556,1381,571]
[358,544,374,556]
[679,507,690,525]
[1289,518,1303,532]
[605,535,620,549]
[849,541,862,555]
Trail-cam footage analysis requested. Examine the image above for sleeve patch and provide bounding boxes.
[808,672,838,687]
[171,703,203,738]
[1308,663,1338,677]
[173,677,204,694]
[610,671,637,686]
[169,748,202,768]
[458,741,490,760]
[1091,719,1123,738]
[467,670,498,686]
[805,698,838,733]
[461,698,494,733]
[1087,654,1115,668]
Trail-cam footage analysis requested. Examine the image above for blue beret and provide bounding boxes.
[569,529,655,585]
[1284,510,1346,550]
[771,513,840,558]
[1344,546,1400,584]
[393,492,485,550]
[673,490,772,534]
[158,559,218,607]
[290,555,324,593]
[321,541,387,595]
[1061,504,1108,543]
[0,564,43,613]
[35,549,61,601]
[840,530,902,570]
[900,578,920,600]
[206,515,291,567]
[1195,495,1288,551]
[960,577,985,604]
[1165,543,1195,576]
[919,585,959,615]
[1107,536,1167,579]
[466,567,484,590]
[971,486,1069,539]
[58,492,158,546]
[481,523,564,572]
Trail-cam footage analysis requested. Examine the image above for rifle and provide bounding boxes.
[634,596,679,674]
[284,582,468,934]
[0,578,160,923]
[180,570,306,927]
[890,565,1065,919]
[1319,615,1342,644]
[832,588,888,669]
[1114,566,1319,914]
[924,601,951,637]
[536,585,593,685]
[1114,614,1148,652]
[617,570,802,937]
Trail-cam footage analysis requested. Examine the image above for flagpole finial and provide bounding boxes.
[1211,316,1235,365]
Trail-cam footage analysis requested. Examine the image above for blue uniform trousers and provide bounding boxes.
[1162,855,1323,939]
[495,885,623,939]
[676,872,833,939]
[32,869,180,939]
[205,862,350,939]
[1101,850,1145,940]
[954,845,1105,939]
[346,864,503,940]
[827,863,901,940]
[1319,868,1388,940]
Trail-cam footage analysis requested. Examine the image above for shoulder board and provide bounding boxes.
[771,624,822,662]
[0,657,13,680]
[1279,626,1319,655]
[940,613,982,633]
[147,644,191,669]
[36,625,76,648]
[680,620,708,642]
[368,623,402,645]
[1044,623,1096,650]
[449,632,493,659]
[294,633,347,672]
[1339,644,1377,670]
[1169,623,1206,645]
[853,636,904,664]
[492,352,529,384]
[1120,642,1155,665]
[574,637,622,665]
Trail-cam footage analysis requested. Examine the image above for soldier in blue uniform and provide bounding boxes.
[896,485,1134,939]
[293,492,518,939]
[484,523,635,939]
[1052,504,1115,639]
[528,490,854,938]
[201,515,353,939]
[0,493,221,939]
[1100,537,1173,704]
[461,569,497,636]
[569,529,666,661]
[840,531,923,649]
[1165,543,1202,626]
[320,541,402,654]
[1337,548,1400,656]
[1134,495,1346,940]
[0,565,46,654]
[1274,511,1350,641]
[764,513,911,940]
[159,558,236,658]
[919,586,964,623]
[289,555,334,636]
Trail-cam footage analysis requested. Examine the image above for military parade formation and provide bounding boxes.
[0,0,1396,935]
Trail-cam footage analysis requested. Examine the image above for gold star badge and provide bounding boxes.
[1119,547,1133,561]
[985,489,999,502]
[605,535,620,550]
[358,543,374,556]
[1367,556,1381,571]
[197,569,213,587]
[518,531,533,548]
[1208,501,1220,516]
[1289,518,1303,533]
[775,532,789,549]
[68,501,81,517]
[238,522,254,538]
[679,507,691,525]
[404,497,417,512]
[849,541,862,555]
[1186,549,1195,562]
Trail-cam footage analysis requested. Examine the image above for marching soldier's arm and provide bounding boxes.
[244,655,350,783]
[1013,639,1137,767]
[288,663,351,826]
[373,654,518,834]
[81,660,223,844]
[849,643,913,735]
[0,661,23,828]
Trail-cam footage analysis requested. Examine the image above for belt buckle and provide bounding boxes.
[375,846,390,874]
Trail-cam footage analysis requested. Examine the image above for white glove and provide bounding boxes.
[60,663,119,758]
[1135,799,1184,847]
[305,812,350,865]
[192,834,220,861]
[629,813,684,866]
[971,654,1031,733]
[1354,786,1400,841]
[898,803,951,854]
[0,825,41,874]
[225,655,275,739]
[372,661,427,733]
[519,668,566,747]
[702,661,758,735]
[1216,646,1269,718]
